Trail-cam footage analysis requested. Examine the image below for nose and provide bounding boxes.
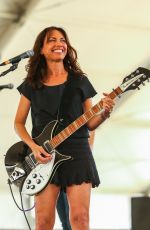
[55,39,65,45]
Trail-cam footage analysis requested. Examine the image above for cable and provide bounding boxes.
[20,190,32,230]
[8,179,35,230]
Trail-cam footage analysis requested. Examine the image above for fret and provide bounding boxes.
[50,134,62,148]
[82,114,87,121]
[109,87,122,99]
[57,133,64,142]
[85,110,93,119]
[69,123,77,132]
[62,130,68,138]
[57,130,67,143]
[89,108,94,116]
[78,116,85,124]
[54,136,61,145]
[75,117,83,126]
[51,135,60,146]
[64,127,71,136]
[51,137,58,147]
[92,104,102,114]
[73,121,79,129]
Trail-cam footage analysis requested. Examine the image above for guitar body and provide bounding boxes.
[5,120,72,196]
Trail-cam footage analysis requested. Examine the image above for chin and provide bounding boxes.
[54,58,64,62]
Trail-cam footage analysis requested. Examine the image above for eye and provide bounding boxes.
[48,38,55,42]
[60,38,66,43]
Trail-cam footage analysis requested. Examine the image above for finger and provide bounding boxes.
[40,147,51,157]
[103,92,109,96]
[37,154,52,163]
[103,100,113,108]
[103,104,113,113]
[38,157,52,164]
[40,153,52,160]
[103,100,115,107]
[104,106,112,112]
[103,93,113,103]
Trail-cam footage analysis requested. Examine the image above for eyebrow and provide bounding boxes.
[48,37,65,39]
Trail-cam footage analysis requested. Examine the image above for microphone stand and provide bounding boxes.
[0,62,19,77]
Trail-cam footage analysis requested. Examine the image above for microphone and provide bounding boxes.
[0,83,14,90]
[0,50,34,66]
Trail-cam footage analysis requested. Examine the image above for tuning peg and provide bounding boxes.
[142,82,145,86]
[136,70,140,74]
[137,87,140,90]
[142,74,146,79]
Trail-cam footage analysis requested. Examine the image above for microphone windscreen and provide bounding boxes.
[8,83,14,89]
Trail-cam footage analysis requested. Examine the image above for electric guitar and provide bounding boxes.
[5,67,150,196]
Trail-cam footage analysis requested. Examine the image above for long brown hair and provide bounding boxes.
[25,26,85,87]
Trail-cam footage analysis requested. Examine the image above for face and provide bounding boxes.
[40,29,67,62]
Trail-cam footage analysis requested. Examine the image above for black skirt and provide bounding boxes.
[51,138,100,190]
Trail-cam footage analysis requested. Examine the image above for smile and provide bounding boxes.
[52,49,64,53]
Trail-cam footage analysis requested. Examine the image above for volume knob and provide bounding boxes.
[36,179,41,184]
[32,173,37,178]
[26,179,31,184]
[30,185,35,189]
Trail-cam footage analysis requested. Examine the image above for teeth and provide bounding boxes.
[53,50,63,53]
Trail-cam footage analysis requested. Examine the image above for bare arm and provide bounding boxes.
[88,130,95,150]
[83,93,115,131]
[14,95,35,148]
[14,95,51,163]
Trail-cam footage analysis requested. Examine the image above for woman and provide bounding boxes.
[15,26,115,230]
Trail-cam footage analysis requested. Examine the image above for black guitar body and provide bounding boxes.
[5,121,72,195]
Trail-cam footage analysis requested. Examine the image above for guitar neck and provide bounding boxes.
[50,86,122,149]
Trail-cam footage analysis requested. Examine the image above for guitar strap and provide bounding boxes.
[56,73,75,124]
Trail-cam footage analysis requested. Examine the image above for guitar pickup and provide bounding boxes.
[43,140,53,154]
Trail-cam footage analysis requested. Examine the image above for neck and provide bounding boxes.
[46,61,66,77]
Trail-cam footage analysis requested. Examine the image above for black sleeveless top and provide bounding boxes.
[17,73,97,139]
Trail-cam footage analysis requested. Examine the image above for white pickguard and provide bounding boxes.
[21,151,56,196]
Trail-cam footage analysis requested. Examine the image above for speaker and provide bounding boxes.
[131,197,150,230]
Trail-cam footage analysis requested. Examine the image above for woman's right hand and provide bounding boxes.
[30,143,52,164]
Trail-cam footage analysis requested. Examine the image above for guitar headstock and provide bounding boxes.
[120,67,150,92]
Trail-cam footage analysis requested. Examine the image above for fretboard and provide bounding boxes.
[50,86,122,149]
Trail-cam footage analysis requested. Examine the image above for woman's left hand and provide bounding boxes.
[101,93,115,119]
